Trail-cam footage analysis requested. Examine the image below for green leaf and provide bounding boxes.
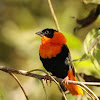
[84,28,100,71]
[84,28,100,54]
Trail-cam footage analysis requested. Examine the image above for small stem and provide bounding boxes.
[80,83,99,100]
[40,79,48,100]
[28,69,67,100]
[9,73,29,100]
[47,0,61,32]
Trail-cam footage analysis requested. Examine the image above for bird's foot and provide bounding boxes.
[44,75,52,86]
[62,76,69,85]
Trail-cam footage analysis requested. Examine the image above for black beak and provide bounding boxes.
[35,31,43,36]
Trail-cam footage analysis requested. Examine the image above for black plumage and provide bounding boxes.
[40,44,74,78]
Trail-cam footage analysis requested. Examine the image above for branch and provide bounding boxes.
[28,69,99,100]
[79,82,99,100]
[28,69,67,100]
[76,5,100,29]
[9,73,29,100]
[0,66,100,100]
[79,73,100,84]
[47,0,61,32]
[0,66,100,86]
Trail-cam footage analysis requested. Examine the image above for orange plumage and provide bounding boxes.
[36,28,83,96]
[64,69,83,95]
[39,32,66,59]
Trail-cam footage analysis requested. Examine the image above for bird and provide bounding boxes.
[35,28,83,96]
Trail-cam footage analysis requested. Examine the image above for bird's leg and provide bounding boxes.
[44,75,52,86]
[62,76,69,85]
[44,75,49,85]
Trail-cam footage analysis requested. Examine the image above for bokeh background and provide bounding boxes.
[0,0,100,100]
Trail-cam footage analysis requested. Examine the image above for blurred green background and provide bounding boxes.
[0,0,100,100]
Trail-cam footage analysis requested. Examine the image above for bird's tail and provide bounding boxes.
[62,69,83,96]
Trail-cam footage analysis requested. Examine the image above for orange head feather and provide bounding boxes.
[39,32,66,59]
[35,29,66,58]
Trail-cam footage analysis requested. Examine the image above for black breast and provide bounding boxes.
[40,44,72,78]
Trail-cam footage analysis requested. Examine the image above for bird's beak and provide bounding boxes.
[35,31,43,36]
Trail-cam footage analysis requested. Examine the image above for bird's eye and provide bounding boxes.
[41,29,55,38]
[45,30,49,34]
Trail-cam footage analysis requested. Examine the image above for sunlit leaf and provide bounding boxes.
[84,28,100,70]
[84,28,100,54]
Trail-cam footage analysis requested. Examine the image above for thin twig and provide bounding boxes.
[28,69,97,100]
[9,72,29,100]
[0,66,100,86]
[1,66,100,99]
[28,69,67,100]
[47,0,61,32]
[80,82,99,100]
[79,85,94,100]
[40,79,48,100]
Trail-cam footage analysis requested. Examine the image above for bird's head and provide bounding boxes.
[35,28,66,44]
[35,28,57,38]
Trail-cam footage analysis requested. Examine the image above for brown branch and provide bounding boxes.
[0,66,100,100]
[79,82,99,100]
[28,69,67,100]
[79,73,100,84]
[47,0,61,32]
[0,66,100,86]
[76,5,100,28]
[74,4,100,33]
[9,73,29,100]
